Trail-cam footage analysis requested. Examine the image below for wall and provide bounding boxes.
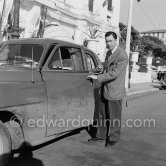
[130,72,152,84]
[0,0,121,62]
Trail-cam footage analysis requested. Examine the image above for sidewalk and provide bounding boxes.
[127,82,161,97]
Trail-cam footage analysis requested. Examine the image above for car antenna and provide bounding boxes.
[31,47,34,83]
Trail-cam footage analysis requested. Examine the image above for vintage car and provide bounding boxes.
[0,38,102,166]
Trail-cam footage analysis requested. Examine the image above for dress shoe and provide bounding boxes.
[88,137,105,143]
[105,141,118,148]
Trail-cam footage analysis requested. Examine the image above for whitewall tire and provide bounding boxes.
[0,121,11,166]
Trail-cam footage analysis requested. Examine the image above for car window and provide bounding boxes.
[42,44,56,67]
[49,47,83,71]
[49,48,62,70]
[84,51,96,72]
[0,44,44,69]
[60,47,74,70]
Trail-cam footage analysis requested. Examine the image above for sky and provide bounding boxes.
[120,0,166,32]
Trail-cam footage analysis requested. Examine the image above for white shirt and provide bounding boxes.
[111,45,118,54]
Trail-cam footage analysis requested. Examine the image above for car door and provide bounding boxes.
[41,44,95,136]
[83,49,102,123]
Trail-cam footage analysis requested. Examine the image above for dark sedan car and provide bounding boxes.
[0,38,102,166]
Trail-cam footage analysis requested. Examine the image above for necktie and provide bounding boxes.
[104,50,112,67]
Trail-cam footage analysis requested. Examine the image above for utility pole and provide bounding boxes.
[11,0,20,39]
[0,13,2,42]
[125,0,133,89]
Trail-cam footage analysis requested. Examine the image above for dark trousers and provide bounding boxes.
[96,98,122,142]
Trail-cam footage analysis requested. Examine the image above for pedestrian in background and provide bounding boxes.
[87,31,128,148]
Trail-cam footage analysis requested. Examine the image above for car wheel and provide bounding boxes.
[0,121,12,166]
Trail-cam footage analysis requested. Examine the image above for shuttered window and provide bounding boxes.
[89,0,94,12]
[108,0,112,11]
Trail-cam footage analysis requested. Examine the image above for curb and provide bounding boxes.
[126,88,160,99]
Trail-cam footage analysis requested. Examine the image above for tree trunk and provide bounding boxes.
[37,5,47,38]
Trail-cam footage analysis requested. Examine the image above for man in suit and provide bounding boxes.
[87,31,128,147]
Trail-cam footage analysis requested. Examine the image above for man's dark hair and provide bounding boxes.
[105,31,117,39]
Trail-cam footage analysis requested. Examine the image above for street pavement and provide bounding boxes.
[8,82,165,166]
[127,82,160,96]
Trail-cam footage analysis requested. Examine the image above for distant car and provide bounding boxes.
[0,38,102,166]
[160,72,166,90]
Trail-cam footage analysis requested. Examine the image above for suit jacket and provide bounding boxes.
[98,46,128,100]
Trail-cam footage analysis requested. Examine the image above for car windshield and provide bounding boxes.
[0,43,44,69]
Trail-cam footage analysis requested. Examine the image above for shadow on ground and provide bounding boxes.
[8,150,44,166]
[8,127,85,166]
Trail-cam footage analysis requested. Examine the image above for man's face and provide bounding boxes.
[105,34,117,51]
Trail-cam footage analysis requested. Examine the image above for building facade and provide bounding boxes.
[0,0,121,61]
[141,29,166,45]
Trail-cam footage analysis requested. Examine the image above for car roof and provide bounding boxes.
[1,38,82,47]
[0,38,102,64]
